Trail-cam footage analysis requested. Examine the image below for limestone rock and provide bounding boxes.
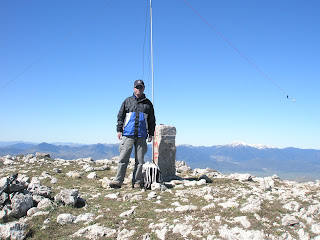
[54,189,80,207]
[234,216,251,229]
[272,174,281,180]
[33,211,49,217]
[176,161,191,173]
[11,193,33,218]
[0,177,9,189]
[50,177,58,184]
[283,201,301,212]
[149,223,169,240]
[172,223,193,238]
[71,224,116,239]
[26,207,39,217]
[0,205,13,220]
[74,213,95,223]
[36,152,51,159]
[240,197,262,213]
[29,185,52,198]
[150,182,167,191]
[201,203,216,211]
[147,191,157,200]
[32,195,45,205]
[142,233,152,240]
[306,204,320,217]
[117,229,136,240]
[16,175,30,185]
[119,206,136,218]
[66,171,82,179]
[3,158,15,165]
[53,168,62,173]
[101,177,111,189]
[57,213,76,224]
[197,179,207,185]
[105,193,120,199]
[175,205,197,212]
[298,228,310,240]
[219,225,265,240]
[312,223,320,234]
[0,209,9,220]
[0,221,29,240]
[281,215,299,226]
[219,200,239,209]
[0,192,9,205]
[87,172,97,179]
[228,173,252,182]
[37,198,54,210]
[259,177,274,191]
[93,165,110,171]
[27,177,41,190]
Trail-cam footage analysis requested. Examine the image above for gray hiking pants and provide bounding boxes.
[114,136,148,185]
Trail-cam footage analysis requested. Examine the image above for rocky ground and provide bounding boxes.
[1,153,320,240]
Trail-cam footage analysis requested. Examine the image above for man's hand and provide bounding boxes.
[147,135,153,142]
[117,132,122,141]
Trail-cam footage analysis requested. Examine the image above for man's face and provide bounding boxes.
[134,85,145,97]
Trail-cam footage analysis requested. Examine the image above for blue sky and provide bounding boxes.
[1,0,319,149]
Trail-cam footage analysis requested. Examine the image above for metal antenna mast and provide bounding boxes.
[150,0,154,104]
[150,0,155,163]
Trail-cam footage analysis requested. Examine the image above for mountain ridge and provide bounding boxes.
[0,141,319,181]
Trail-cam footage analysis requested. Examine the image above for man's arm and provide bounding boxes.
[147,101,156,139]
[116,100,127,140]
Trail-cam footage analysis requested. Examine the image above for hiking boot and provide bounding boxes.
[109,181,122,188]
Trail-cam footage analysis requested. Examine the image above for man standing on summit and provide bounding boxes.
[109,80,156,189]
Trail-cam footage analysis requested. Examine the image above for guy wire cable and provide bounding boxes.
[141,0,149,81]
[182,0,295,102]
[0,0,113,94]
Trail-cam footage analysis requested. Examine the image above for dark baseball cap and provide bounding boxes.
[134,79,145,87]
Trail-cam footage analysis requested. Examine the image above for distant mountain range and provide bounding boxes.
[1,141,319,181]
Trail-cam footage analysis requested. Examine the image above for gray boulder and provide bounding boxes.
[54,189,80,207]
[0,177,9,189]
[57,213,76,224]
[37,198,54,210]
[27,177,41,190]
[75,213,95,223]
[27,177,52,198]
[35,152,51,159]
[0,221,29,240]
[0,192,9,205]
[32,195,45,205]
[259,177,274,191]
[228,173,252,182]
[0,206,12,220]
[16,175,30,185]
[9,182,27,193]
[11,193,34,218]
[29,185,52,198]
[151,182,167,191]
[281,215,299,226]
[176,161,192,173]
[26,207,39,217]
[71,224,116,239]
